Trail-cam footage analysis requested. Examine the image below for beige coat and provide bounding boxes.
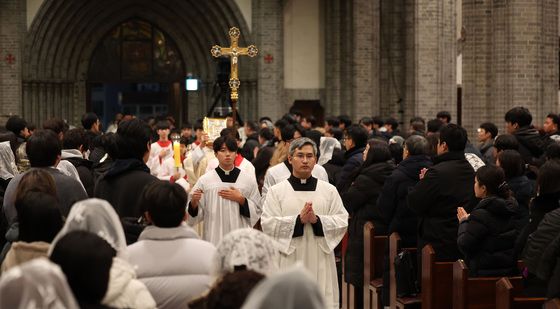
[1,241,50,272]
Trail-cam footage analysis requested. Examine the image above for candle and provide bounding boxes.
[173,141,181,168]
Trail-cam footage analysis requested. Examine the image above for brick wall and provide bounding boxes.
[0,0,25,124]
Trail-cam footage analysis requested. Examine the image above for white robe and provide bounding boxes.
[147,141,173,176]
[153,156,190,193]
[187,167,262,245]
[261,177,348,309]
[261,161,329,203]
[205,156,256,178]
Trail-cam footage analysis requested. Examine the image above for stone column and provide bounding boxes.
[253,0,284,120]
[0,0,26,123]
[413,0,457,124]
[462,0,558,136]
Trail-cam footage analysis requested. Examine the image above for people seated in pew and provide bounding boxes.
[457,165,519,277]
[341,139,394,308]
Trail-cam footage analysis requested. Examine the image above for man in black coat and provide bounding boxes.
[94,119,158,243]
[336,124,367,194]
[408,124,475,261]
[61,128,94,197]
[505,107,547,168]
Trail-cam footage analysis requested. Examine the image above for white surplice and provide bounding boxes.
[187,167,262,245]
[261,176,348,309]
[147,141,173,176]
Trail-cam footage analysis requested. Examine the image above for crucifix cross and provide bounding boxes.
[211,27,258,125]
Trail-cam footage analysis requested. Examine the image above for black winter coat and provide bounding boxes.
[457,196,519,276]
[377,155,432,248]
[64,157,95,197]
[408,151,475,261]
[336,146,365,194]
[514,126,546,167]
[507,175,535,232]
[515,191,560,257]
[342,161,395,286]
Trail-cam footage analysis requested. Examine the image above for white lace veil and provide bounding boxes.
[241,264,326,309]
[0,141,18,181]
[318,137,341,166]
[212,228,280,277]
[49,198,128,260]
[0,258,79,309]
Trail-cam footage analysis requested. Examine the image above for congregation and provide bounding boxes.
[0,106,559,308]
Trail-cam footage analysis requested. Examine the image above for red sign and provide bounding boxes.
[264,54,273,64]
[5,54,15,65]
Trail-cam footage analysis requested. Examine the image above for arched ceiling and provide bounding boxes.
[23,0,255,82]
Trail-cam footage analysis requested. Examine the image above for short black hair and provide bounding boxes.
[359,117,373,126]
[372,116,384,127]
[547,113,560,126]
[5,116,27,136]
[325,116,340,128]
[385,118,399,130]
[363,139,392,167]
[436,111,452,123]
[16,191,62,243]
[62,128,85,150]
[328,127,343,140]
[42,118,65,135]
[494,134,519,152]
[193,121,204,132]
[140,181,187,228]
[181,122,193,130]
[50,231,116,304]
[258,128,273,141]
[497,150,524,179]
[439,123,467,151]
[81,112,99,130]
[338,115,352,128]
[155,120,170,131]
[427,119,444,133]
[220,127,241,141]
[545,142,560,160]
[302,115,317,127]
[26,129,61,167]
[280,124,296,142]
[345,124,368,148]
[245,121,259,133]
[203,270,266,309]
[505,107,532,127]
[115,119,152,160]
[213,136,238,153]
[479,122,499,139]
[538,159,560,194]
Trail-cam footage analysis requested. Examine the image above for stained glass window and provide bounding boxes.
[89,19,184,82]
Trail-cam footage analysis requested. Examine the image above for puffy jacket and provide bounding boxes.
[457,196,519,276]
[127,225,216,309]
[336,146,365,194]
[103,257,156,309]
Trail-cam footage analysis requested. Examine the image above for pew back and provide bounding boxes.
[421,244,454,309]
[496,277,545,309]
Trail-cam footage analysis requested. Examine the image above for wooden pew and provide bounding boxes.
[341,232,353,309]
[545,299,560,309]
[363,222,388,309]
[453,259,522,309]
[421,244,454,309]
[495,277,545,309]
[389,232,421,309]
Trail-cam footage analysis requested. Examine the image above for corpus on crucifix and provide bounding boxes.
[210,27,258,125]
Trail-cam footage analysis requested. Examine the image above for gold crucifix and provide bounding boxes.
[210,27,258,125]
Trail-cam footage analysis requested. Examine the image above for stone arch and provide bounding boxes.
[22,0,255,126]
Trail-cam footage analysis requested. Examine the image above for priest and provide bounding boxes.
[187,136,262,245]
[261,137,348,309]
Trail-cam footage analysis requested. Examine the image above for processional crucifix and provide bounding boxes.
[211,27,258,125]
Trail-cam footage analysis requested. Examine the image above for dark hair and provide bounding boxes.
[293,123,305,136]
[364,139,392,167]
[259,116,272,123]
[427,119,444,133]
[245,121,259,133]
[479,122,499,139]
[42,118,65,135]
[372,116,384,127]
[338,115,352,128]
[385,118,399,130]
[202,270,265,309]
[50,231,116,305]
[426,133,439,157]
[410,120,426,133]
[537,159,560,194]
[155,120,170,131]
[81,113,99,130]
[494,134,519,152]
[5,116,27,136]
[193,122,204,132]
[304,130,322,156]
[389,143,403,164]
[405,135,430,156]
[497,150,524,179]
[436,111,451,123]
[439,124,467,152]
[181,122,193,130]
[274,119,289,131]
[62,128,85,150]
[258,128,273,141]
[328,127,343,140]
[345,124,368,148]
[545,142,560,160]
[303,115,317,127]
[26,129,61,167]
[213,136,238,153]
[325,116,340,128]
[140,181,187,228]
[16,191,62,243]
[220,128,241,141]
[280,124,295,142]
[15,169,57,205]
[476,165,511,199]
[505,107,532,127]
[547,113,560,125]
[409,116,425,125]
[115,119,152,160]
[359,117,373,127]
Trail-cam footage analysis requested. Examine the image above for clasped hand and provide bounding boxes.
[218,187,245,204]
[456,207,470,222]
[300,202,318,224]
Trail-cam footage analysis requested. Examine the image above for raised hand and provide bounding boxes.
[419,168,428,180]
[191,189,203,208]
[456,207,469,222]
